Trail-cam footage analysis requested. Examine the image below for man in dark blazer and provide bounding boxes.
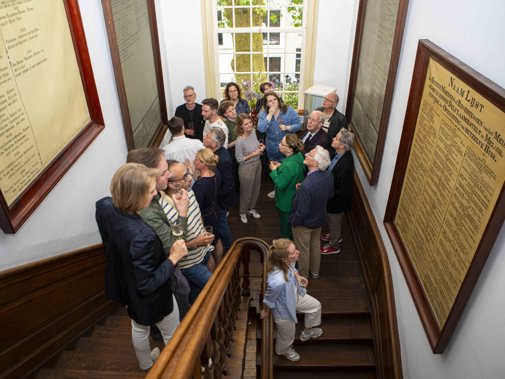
[322,128,355,255]
[290,146,333,278]
[302,110,330,153]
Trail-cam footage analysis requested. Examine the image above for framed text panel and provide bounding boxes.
[345,0,409,184]
[0,0,104,233]
[102,0,168,149]
[384,40,505,352]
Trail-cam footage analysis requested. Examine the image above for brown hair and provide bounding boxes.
[167,116,184,135]
[268,238,293,281]
[196,148,219,171]
[202,97,219,110]
[224,82,243,100]
[236,113,253,136]
[126,148,164,169]
[264,92,288,114]
[110,163,159,213]
[219,99,235,116]
[284,133,304,153]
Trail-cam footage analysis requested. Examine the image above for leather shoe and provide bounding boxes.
[320,245,341,255]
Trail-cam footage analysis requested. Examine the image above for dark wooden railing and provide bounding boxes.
[146,237,272,379]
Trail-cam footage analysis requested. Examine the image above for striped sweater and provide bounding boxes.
[158,190,212,269]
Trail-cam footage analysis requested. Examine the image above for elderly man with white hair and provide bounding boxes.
[290,146,334,278]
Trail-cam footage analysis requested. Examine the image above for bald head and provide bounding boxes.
[322,92,339,111]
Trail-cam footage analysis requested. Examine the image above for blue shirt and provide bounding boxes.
[263,266,306,323]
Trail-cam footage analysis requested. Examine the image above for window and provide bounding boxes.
[211,0,309,109]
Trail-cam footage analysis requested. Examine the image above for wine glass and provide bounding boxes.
[171,219,184,239]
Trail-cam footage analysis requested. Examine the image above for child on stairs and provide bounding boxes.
[261,238,323,361]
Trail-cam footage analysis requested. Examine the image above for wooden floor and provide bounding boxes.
[35,180,375,378]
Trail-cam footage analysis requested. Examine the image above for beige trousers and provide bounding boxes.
[292,225,321,277]
[238,159,262,214]
[274,293,322,355]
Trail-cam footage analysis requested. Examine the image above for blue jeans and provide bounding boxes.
[181,251,212,303]
[215,208,233,252]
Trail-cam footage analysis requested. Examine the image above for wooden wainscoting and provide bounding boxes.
[347,174,403,379]
[0,245,116,379]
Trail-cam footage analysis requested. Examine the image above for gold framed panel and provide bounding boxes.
[384,40,505,352]
[345,0,409,184]
[0,0,104,233]
[102,0,168,149]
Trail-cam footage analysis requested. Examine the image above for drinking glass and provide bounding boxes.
[171,219,184,239]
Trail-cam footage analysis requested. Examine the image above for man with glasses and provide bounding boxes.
[175,86,204,140]
[318,92,347,142]
[159,160,215,303]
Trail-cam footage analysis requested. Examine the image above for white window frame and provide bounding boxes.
[201,0,319,109]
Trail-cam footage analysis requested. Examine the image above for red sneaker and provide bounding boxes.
[320,233,330,242]
[320,245,341,255]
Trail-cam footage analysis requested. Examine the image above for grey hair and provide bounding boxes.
[338,128,355,151]
[311,110,324,123]
[313,146,331,171]
[183,85,195,92]
[209,127,226,148]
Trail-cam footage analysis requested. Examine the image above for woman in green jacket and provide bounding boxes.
[269,134,306,238]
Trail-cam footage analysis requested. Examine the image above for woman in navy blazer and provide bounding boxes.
[95,163,188,370]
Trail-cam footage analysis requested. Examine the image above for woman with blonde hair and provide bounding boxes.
[269,134,306,238]
[95,163,188,371]
[235,113,265,223]
[261,238,323,362]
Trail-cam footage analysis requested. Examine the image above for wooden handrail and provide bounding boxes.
[146,237,272,379]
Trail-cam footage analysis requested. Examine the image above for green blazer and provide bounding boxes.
[269,153,306,212]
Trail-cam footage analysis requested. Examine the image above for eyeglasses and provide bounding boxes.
[168,172,192,182]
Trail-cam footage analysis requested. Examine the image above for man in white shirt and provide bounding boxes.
[201,98,229,148]
[162,117,204,163]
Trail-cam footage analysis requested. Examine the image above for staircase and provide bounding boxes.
[263,232,377,379]
[35,307,150,379]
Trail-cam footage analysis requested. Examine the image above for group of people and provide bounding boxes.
[94,81,355,369]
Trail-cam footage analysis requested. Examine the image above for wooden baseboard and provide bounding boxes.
[0,244,117,379]
[348,173,403,379]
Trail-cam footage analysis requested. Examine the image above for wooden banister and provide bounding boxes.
[146,237,272,379]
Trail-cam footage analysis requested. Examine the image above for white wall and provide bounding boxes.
[156,0,206,116]
[350,1,505,378]
[0,0,127,270]
[312,0,358,113]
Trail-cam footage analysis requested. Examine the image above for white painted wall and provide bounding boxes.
[156,0,206,115]
[312,0,358,113]
[349,1,505,378]
[0,0,127,270]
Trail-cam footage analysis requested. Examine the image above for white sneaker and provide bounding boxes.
[240,214,248,223]
[247,209,261,219]
[282,347,300,361]
[299,327,323,342]
[150,346,160,361]
[267,190,275,198]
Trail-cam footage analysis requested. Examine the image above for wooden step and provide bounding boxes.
[295,315,373,342]
[54,350,142,372]
[273,342,375,368]
[35,368,145,379]
[274,367,376,379]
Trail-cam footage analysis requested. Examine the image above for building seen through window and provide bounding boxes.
[216,0,305,109]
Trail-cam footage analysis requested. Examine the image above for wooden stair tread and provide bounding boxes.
[295,316,373,341]
[55,350,142,372]
[35,368,145,379]
[274,368,376,379]
[274,343,375,368]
